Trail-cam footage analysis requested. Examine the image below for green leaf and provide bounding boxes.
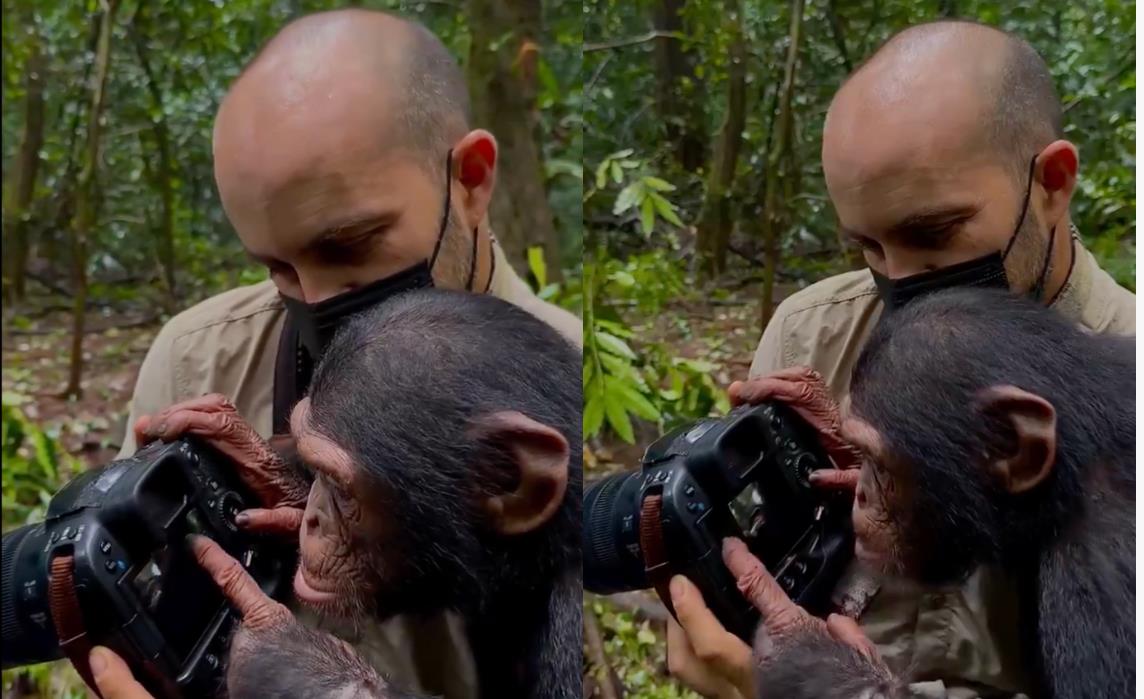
[610,161,624,184]
[650,192,683,226]
[583,393,605,438]
[616,382,661,421]
[613,182,641,215]
[608,269,636,287]
[595,161,609,189]
[640,197,655,236]
[604,389,635,443]
[596,331,637,359]
[607,148,635,160]
[643,176,676,192]
[527,246,548,289]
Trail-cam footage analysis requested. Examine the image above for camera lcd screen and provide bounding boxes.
[130,508,226,666]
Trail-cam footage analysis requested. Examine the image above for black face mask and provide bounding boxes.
[280,151,493,359]
[871,156,1057,313]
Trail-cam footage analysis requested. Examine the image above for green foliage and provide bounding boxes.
[588,599,700,698]
[2,392,77,528]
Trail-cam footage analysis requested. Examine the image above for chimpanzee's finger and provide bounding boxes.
[141,395,238,437]
[826,614,880,662]
[237,507,304,536]
[189,535,290,630]
[133,416,155,451]
[723,538,816,637]
[808,468,861,491]
[89,647,155,699]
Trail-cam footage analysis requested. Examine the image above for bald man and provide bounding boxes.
[114,9,578,699]
[666,20,1133,699]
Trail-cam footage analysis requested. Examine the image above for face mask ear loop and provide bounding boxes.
[428,150,454,271]
[483,232,497,294]
[1033,223,1057,301]
[1002,155,1039,261]
[465,226,479,291]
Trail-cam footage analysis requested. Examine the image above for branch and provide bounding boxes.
[584,30,681,53]
[583,609,623,699]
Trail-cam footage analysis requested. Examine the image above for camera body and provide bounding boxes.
[1,438,294,698]
[584,403,853,640]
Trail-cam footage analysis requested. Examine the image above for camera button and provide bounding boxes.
[684,485,695,496]
[105,559,124,573]
[99,539,112,555]
[208,478,220,491]
[687,502,706,514]
[204,653,220,670]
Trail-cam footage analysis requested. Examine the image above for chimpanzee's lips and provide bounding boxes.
[293,567,338,605]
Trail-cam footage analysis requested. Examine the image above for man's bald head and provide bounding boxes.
[222,8,470,168]
[835,20,1062,179]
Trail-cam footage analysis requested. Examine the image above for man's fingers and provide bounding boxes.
[237,507,304,535]
[665,616,749,699]
[89,647,155,699]
[826,614,880,661]
[808,468,860,491]
[189,535,289,629]
[668,575,753,686]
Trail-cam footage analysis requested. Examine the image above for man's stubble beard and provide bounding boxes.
[431,205,480,290]
[1003,209,1054,296]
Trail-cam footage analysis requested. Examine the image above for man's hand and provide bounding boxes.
[666,538,879,698]
[135,394,308,535]
[88,647,155,699]
[728,367,862,489]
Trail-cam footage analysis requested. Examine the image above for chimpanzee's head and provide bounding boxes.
[287,288,581,620]
[844,288,1134,585]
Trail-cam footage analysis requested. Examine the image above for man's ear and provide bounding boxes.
[1035,140,1079,225]
[451,130,498,227]
[472,411,569,536]
[978,385,1057,494]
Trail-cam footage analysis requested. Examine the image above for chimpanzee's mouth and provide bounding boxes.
[293,567,338,605]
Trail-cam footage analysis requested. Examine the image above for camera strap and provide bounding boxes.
[638,494,676,616]
[47,554,102,697]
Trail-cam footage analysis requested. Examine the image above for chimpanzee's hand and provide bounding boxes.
[728,367,861,491]
[190,535,395,699]
[135,394,308,535]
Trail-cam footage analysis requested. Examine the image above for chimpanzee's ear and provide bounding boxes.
[978,385,1057,494]
[471,411,569,535]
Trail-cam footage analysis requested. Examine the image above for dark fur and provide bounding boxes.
[307,289,583,699]
[844,288,1134,698]
[754,627,910,699]
[227,622,425,699]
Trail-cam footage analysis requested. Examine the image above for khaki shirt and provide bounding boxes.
[116,243,581,699]
[749,242,1135,697]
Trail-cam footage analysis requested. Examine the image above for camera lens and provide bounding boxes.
[1,524,63,669]
[583,470,649,595]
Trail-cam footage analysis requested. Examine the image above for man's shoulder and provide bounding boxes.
[772,268,880,325]
[160,279,282,343]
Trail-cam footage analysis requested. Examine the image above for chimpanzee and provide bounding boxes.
[138,288,582,698]
[751,287,1134,699]
[288,287,582,698]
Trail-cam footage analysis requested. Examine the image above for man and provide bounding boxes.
[115,9,579,698]
[666,20,1134,699]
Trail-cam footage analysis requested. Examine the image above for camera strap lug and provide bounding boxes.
[47,554,101,697]
[638,495,675,616]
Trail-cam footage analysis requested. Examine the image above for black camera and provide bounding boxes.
[583,403,853,640]
[1,438,294,697]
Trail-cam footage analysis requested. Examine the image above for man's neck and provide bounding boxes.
[1040,217,1078,306]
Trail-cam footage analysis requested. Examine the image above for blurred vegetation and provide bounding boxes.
[581,0,1134,696]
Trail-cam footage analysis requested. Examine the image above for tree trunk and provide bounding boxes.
[696,0,747,278]
[467,0,562,279]
[652,0,706,171]
[2,27,46,306]
[760,0,805,332]
[65,0,119,399]
[130,0,178,311]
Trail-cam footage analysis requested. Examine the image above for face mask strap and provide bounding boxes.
[483,232,497,294]
[1002,155,1039,260]
[465,226,479,290]
[1033,223,1057,301]
[428,150,454,270]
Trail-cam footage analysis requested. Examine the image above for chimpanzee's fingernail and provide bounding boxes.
[235,513,250,527]
[808,471,824,483]
[154,422,168,435]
